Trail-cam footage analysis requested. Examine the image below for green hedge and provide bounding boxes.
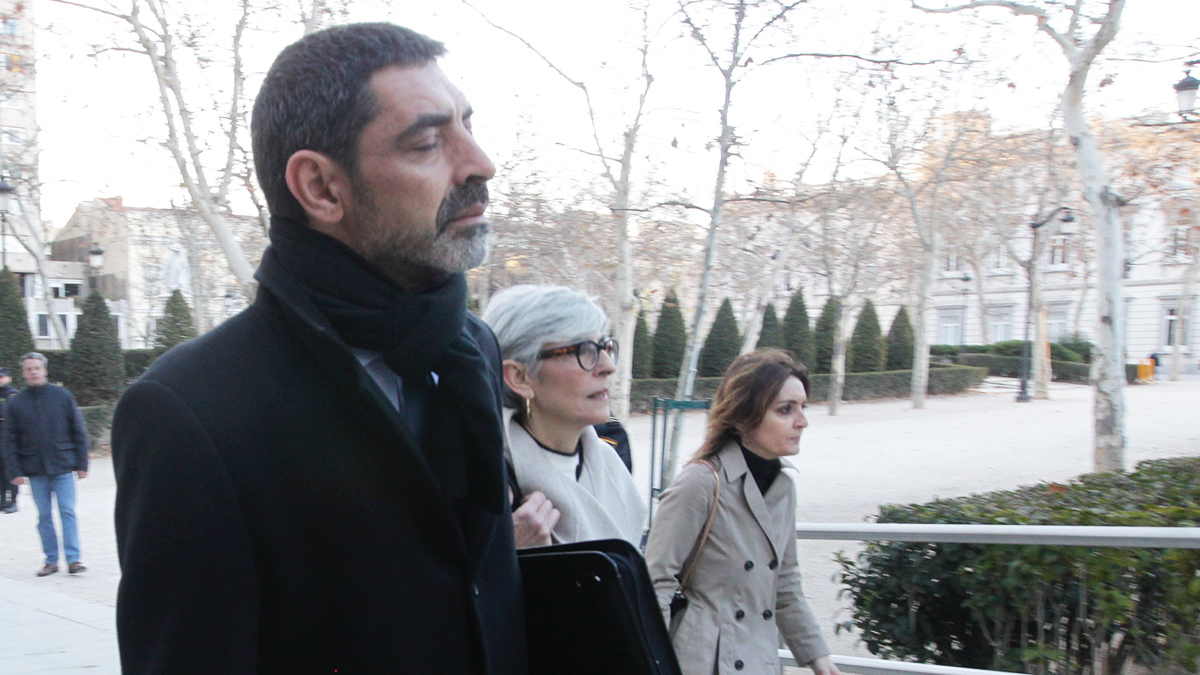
[124,349,159,383]
[628,365,986,412]
[956,353,1139,384]
[838,456,1200,675]
[79,405,114,456]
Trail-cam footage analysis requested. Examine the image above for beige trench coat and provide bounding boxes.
[644,442,829,675]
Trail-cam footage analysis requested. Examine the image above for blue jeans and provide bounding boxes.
[29,473,80,565]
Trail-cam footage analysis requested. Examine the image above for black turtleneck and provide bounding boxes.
[740,444,782,496]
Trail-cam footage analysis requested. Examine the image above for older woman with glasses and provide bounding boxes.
[483,285,645,548]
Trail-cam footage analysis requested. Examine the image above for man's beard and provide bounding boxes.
[353,181,491,287]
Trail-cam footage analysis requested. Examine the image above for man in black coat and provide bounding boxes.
[2,353,89,576]
[0,367,19,513]
[112,24,527,674]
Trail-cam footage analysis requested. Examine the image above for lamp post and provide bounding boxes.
[1177,67,1199,120]
[1017,207,1075,403]
[87,242,105,293]
[0,177,13,271]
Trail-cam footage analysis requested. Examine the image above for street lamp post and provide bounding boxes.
[960,272,972,354]
[1017,207,1074,403]
[1176,67,1199,120]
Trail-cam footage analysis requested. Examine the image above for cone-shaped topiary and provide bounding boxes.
[782,289,814,369]
[848,300,884,373]
[651,289,687,379]
[632,309,654,379]
[698,298,741,377]
[813,297,841,374]
[756,303,784,351]
[70,291,125,405]
[153,289,198,352]
[0,268,33,384]
[886,306,915,371]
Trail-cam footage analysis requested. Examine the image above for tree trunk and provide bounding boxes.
[911,238,939,408]
[1031,269,1050,399]
[1063,75,1126,472]
[828,300,847,415]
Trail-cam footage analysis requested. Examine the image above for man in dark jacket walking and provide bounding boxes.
[112,23,527,674]
[0,367,20,513]
[2,353,89,576]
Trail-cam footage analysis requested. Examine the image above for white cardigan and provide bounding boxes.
[503,408,646,546]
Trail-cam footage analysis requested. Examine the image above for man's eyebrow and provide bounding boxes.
[397,113,453,142]
[396,108,475,143]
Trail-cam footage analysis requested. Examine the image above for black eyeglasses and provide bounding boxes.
[537,337,619,371]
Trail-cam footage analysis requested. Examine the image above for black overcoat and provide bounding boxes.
[111,254,527,674]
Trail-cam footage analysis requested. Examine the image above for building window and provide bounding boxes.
[1049,237,1068,265]
[37,313,48,337]
[942,253,961,272]
[988,245,1012,271]
[1164,307,1190,347]
[0,90,22,108]
[938,309,964,345]
[1048,306,1070,341]
[2,53,23,74]
[63,283,81,298]
[1,18,21,37]
[0,125,21,145]
[988,309,1012,343]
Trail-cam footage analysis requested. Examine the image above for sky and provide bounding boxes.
[28,0,1200,235]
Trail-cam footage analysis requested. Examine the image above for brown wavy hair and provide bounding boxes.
[692,349,809,462]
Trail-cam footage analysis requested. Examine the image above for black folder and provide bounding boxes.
[518,538,683,675]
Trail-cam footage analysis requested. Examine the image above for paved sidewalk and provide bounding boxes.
[0,576,119,674]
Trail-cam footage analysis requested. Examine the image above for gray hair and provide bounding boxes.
[20,352,47,368]
[483,285,610,380]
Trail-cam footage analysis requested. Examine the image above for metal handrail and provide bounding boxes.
[776,523,1200,673]
[793,522,1200,548]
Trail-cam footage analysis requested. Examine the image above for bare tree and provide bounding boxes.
[465,1,658,421]
[913,0,1130,472]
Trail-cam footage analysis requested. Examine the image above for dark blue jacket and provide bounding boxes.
[1,383,89,481]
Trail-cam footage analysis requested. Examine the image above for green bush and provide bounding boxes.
[153,289,197,352]
[960,344,990,354]
[849,300,884,373]
[813,298,841,374]
[0,268,34,384]
[79,404,114,456]
[69,292,125,406]
[956,354,1139,385]
[698,298,741,377]
[40,350,74,388]
[650,289,687,380]
[929,344,960,357]
[1058,332,1093,363]
[838,456,1200,675]
[989,340,1083,363]
[885,307,914,371]
[756,304,784,351]
[124,349,159,383]
[782,289,814,368]
[631,310,654,380]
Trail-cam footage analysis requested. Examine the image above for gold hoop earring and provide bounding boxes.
[524,397,532,422]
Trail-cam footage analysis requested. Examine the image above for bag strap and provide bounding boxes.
[678,459,721,591]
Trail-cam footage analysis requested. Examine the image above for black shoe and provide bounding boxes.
[2,503,17,514]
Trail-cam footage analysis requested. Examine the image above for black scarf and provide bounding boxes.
[267,217,505,515]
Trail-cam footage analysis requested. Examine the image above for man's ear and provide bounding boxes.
[285,149,352,237]
[503,360,536,401]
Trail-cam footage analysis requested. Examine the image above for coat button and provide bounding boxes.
[768,559,778,570]
[744,560,754,571]
[734,660,745,670]
[735,609,745,620]
[763,609,774,619]
[473,585,481,597]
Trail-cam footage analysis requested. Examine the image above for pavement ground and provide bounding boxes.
[2,376,1198,673]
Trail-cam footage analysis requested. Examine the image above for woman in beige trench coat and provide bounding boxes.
[645,350,841,675]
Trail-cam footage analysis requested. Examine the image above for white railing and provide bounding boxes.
[777,524,1200,674]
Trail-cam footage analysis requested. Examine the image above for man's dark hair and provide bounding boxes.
[251,23,446,221]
